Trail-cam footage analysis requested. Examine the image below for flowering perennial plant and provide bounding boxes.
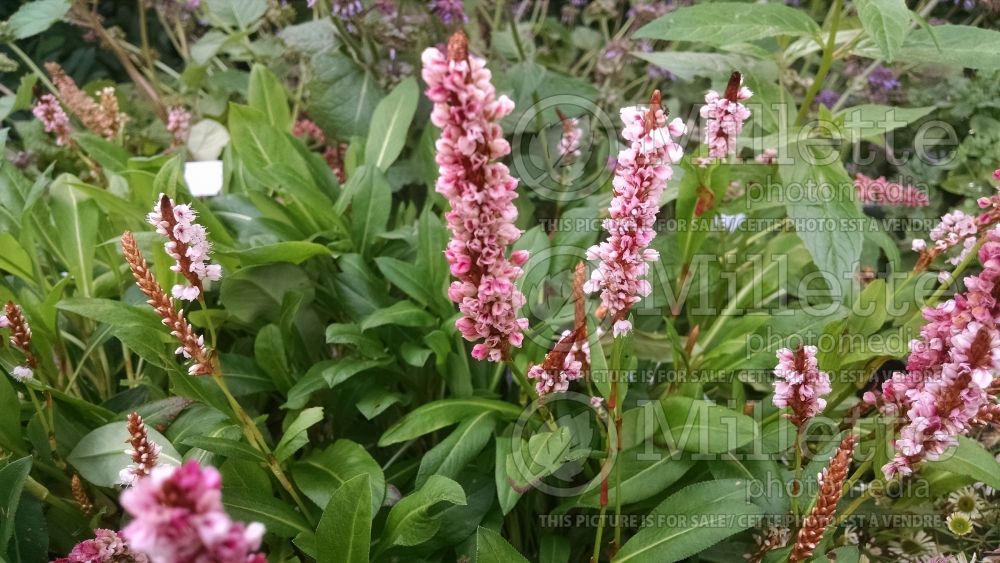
[772,345,832,426]
[146,194,222,301]
[584,90,685,337]
[119,412,161,486]
[120,461,266,563]
[121,231,213,375]
[45,63,125,140]
[789,434,856,562]
[166,107,192,147]
[556,109,583,161]
[53,529,149,563]
[700,71,752,159]
[875,225,1000,477]
[1,301,37,381]
[32,94,73,146]
[422,30,529,362]
[854,173,929,207]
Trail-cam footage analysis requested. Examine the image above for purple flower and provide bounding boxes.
[772,345,832,427]
[584,91,685,336]
[815,89,839,109]
[700,72,752,159]
[867,66,899,102]
[429,0,468,24]
[121,461,266,563]
[423,32,529,362]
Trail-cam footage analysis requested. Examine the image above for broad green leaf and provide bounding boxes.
[278,19,340,56]
[0,233,34,281]
[205,0,267,29]
[632,52,777,82]
[74,133,129,173]
[57,298,175,368]
[835,104,934,143]
[379,475,467,552]
[360,301,435,331]
[222,486,311,537]
[856,25,1000,70]
[0,376,24,455]
[248,64,292,130]
[187,119,230,161]
[506,426,589,492]
[228,104,309,184]
[574,449,694,508]
[708,454,788,516]
[308,51,384,138]
[9,0,71,39]
[179,435,265,463]
[348,165,391,256]
[416,411,496,488]
[375,256,437,308]
[67,422,182,487]
[621,397,759,453]
[292,439,386,513]
[927,435,1000,489]
[0,457,31,553]
[365,77,418,171]
[316,475,372,563]
[379,399,522,446]
[475,527,528,563]
[613,480,762,562]
[855,0,911,62]
[10,495,47,562]
[634,3,820,45]
[219,241,331,265]
[51,176,99,297]
[274,407,324,461]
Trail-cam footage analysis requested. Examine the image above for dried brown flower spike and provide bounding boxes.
[71,474,93,514]
[789,434,857,562]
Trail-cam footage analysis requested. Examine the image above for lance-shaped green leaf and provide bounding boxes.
[378,475,467,552]
[634,2,820,45]
[274,407,324,461]
[365,77,418,171]
[855,0,912,62]
[475,526,529,563]
[316,474,372,563]
[379,398,522,446]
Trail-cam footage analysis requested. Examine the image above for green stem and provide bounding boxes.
[591,505,608,562]
[792,426,804,518]
[795,0,843,126]
[8,43,57,94]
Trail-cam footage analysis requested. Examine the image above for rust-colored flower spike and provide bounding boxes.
[71,474,93,515]
[446,29,468,62]
[121,231,214,376]
[973,402,1000,426]
[44,62,124,140]
[3,302,38,369]
[120,412,160,485]
[789,434,857,563]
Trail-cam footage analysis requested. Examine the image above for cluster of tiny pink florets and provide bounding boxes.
[872,225,1000,478]
[700,74,752,159]
[528,330,591,396]
[53,529,149,563]
[167,107,192,147]
[422,33,529,362]
[146,194,222,301]
[912,210,978,266]
[772,345,832,427]
[854,173,928,208]
[32,94,73,146]
[558,116,583,160]
[121,461,266,563]
[584,96,685,337]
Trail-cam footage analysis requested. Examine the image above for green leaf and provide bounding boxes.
[316,475,372,563]
[74,133,129,173]
[348,165,392,256]
[379,475,467,552]
[835,104,934,143]
[9,0,71,39]
[278,19,340,56]
[220,241,331,265]
[379,399,522,446]
[248,64,292,131]
[9,495,47,562]
[621,397,759,453]
[179,436,265,462]
[927,435,1000,490]
[632,51,776,82]
[228,104,309,184]
[308,51,384,138]
[274,407,324,461]
[574,449,694,508]
[856,25,1000,70]
[0,376,24,455]
[292,439,386,513]
[0,457,31,553]
[634,3,820,45]
[50,175,99,297]
[475,527,528,563]
[365,77,418,171]
[222,486,311,537]
[855,0,911,62]
[416,411,496,488]
[613,480,762,562]
[375,256,437,308]
[360,300,435,331]
[67,422,182,487]
[57,298,175,368]
[0,233,34,281]
[205,0,267,29]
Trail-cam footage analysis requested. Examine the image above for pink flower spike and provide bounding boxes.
[584,90,685,335]
[32,94,73,146]
[700,72,752,159]
[146,194,222,301]
[422,31,528,363]
[772,345,831,427]
[121,461,266,563]
[54,529,149,563]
